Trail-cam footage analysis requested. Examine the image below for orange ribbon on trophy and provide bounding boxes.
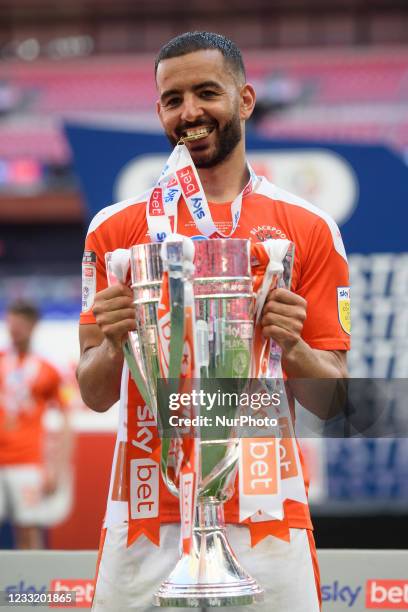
[105,250,162,548]
[159,236,199,554]
[237,240,307,544]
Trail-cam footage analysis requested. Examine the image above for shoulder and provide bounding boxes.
[256,177,347,262]
[35,354,62,383]
[87,189,151,237]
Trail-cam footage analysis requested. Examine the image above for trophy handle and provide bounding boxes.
[161,239,186,380]
[269,240,295,383]
[105,249,154,412]
[199,439,239,499]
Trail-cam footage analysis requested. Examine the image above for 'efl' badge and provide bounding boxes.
[337,287,351,335]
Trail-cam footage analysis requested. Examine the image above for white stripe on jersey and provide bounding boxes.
[104,363,129,529]
[87,190,152,236]
[257,177,347,263]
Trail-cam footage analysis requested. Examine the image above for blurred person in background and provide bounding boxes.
[0,300,72,549]
[77,32,349,611]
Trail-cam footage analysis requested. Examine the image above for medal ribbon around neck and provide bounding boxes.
[146,142,259,242]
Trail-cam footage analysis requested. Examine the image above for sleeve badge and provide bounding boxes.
[337,286,351,335]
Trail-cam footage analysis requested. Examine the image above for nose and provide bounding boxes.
[180,93,204,123]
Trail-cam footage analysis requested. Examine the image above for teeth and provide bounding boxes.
[182,127,211,142]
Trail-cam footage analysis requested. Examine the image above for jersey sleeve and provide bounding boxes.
[296,217,351,351]
[78,198,148,325]
[79,227,108,325]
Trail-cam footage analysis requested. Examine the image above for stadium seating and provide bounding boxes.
[1,47,407,163]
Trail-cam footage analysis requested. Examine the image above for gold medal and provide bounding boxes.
[177,128,211,144]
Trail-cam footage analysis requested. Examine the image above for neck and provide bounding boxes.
[13,343,29,357]
[197,143,249,203]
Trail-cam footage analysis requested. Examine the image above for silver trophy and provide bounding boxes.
[128,238,264,607]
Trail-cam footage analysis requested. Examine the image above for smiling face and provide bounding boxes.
[156,49,255,168]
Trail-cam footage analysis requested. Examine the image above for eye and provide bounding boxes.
[164,97,182,108]
[200,90,219,99]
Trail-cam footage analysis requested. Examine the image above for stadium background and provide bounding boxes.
[0,0,407,559]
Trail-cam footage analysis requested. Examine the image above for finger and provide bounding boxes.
[261,312,304,335]
[261,324,298,344]
[93,295,134,315]
[95,307,136,327]
[262,300,306,321]
[98,283,133,300]
[101,318,137,339]
[267,288,306,307]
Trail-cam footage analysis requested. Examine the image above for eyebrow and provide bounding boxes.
[160,80,223,103]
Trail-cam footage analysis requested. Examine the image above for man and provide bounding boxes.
[77,32,349,611]
[0,300,71,549]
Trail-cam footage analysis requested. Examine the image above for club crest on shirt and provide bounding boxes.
[337,287,351,335]
[249,225,287,242]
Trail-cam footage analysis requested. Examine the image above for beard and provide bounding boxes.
[166,113,242,168]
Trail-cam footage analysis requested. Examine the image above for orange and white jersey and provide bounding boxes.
[79,176,350,535]
[0,349,66,466]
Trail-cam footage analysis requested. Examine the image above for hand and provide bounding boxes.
[261,288,307,356]
[92,284,136,352]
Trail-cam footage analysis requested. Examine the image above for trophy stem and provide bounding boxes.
[153,498,264,607]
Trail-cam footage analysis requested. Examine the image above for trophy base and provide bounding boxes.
[154,499,264,607]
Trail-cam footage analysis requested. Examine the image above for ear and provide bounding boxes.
[239,83,256,121]
[156,99,164,126]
